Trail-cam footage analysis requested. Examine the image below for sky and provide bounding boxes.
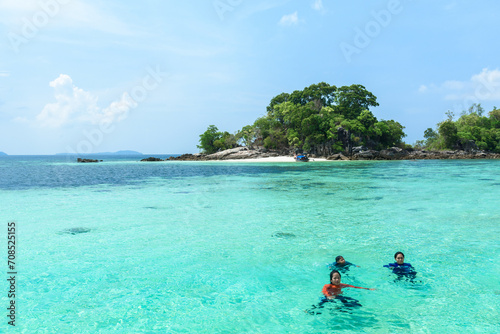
[1,0,500,155]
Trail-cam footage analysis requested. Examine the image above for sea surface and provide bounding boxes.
[0,155,499,333]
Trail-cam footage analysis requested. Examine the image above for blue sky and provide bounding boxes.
[1,0,500,155]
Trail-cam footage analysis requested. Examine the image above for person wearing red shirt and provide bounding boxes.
[307,270,375,314]
[322,270,375,300]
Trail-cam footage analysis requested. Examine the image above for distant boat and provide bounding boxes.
[294,154,309,162]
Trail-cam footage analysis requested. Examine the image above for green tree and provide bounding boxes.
[334,84,379,119]
[197,125,224,154]
[290,82,337,109]
[235,125,256,147]
[468,103,485,116]
[423,128,439,148]
[438,120,458,149]
[212,82,405,156]
[374,120,406,148]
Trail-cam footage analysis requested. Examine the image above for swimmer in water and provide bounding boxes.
[384,251,417,281]
[322,270,375,299]
[328,255,360,273]
[307,270,375,314]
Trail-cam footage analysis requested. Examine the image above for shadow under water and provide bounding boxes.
[306,297,379,331]
[58,227,91,235]
[272,232,297,239]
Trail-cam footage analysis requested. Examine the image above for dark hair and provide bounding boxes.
[394,251,404,259]
[330,270,341,281]
[335,255,343,263]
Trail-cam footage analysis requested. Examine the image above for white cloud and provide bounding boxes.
[418,85,428,93]
[0,71,10,77]
[312,0,324,11]
[37,74,132,128]
[279,12,299,26]
[420,68,500,101]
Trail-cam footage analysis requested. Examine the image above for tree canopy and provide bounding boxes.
[422,103,500,152]
[197,125,237,154]
[198,82,407,155]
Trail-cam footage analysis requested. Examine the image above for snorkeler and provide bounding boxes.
[384,251,417,281]
[328,255,360,272]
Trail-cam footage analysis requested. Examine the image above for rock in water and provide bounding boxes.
[140,157,163,161]
[272,232,296,239]
[77,158,100,163]
[60,227,91,235]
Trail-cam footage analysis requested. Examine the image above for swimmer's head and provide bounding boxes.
[330,270,341,285]
[394,252,405,265]
[335,256,345,265]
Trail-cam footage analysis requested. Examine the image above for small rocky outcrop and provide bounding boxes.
[326,153,349,160]
[77,158,100,163]
[206,147,280,160]
[349,147,500,160]
[140,157,163,162]
[463,140,479,152]
[167,147,282,161]
[379,147,407,159]
[166,153,206,161]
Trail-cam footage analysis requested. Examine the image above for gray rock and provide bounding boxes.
[380,147,408,159]
[141,157,163,161]
[327,153,349,160]
[353,150,379,160]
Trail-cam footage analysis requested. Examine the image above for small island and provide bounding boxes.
[172,82,500,161]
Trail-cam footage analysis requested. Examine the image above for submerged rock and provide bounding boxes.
[272,232,296,239]
[60,227,91,235]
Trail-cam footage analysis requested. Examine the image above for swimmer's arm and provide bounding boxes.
[344,284,376,291]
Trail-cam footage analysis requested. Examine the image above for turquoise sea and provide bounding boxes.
[1,155,499,333]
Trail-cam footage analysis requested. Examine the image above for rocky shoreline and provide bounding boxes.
[146,146,500,161]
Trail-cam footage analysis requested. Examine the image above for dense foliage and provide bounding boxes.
[198,82,406,155]
[197,125,237,154]
[419,104,500,152]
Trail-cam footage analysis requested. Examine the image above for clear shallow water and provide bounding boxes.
[0,156,499,333]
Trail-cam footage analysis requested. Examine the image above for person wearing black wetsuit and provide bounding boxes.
[384,251,417,280]
[328,255,359,273]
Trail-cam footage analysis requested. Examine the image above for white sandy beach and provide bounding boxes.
[222,156,329,162]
